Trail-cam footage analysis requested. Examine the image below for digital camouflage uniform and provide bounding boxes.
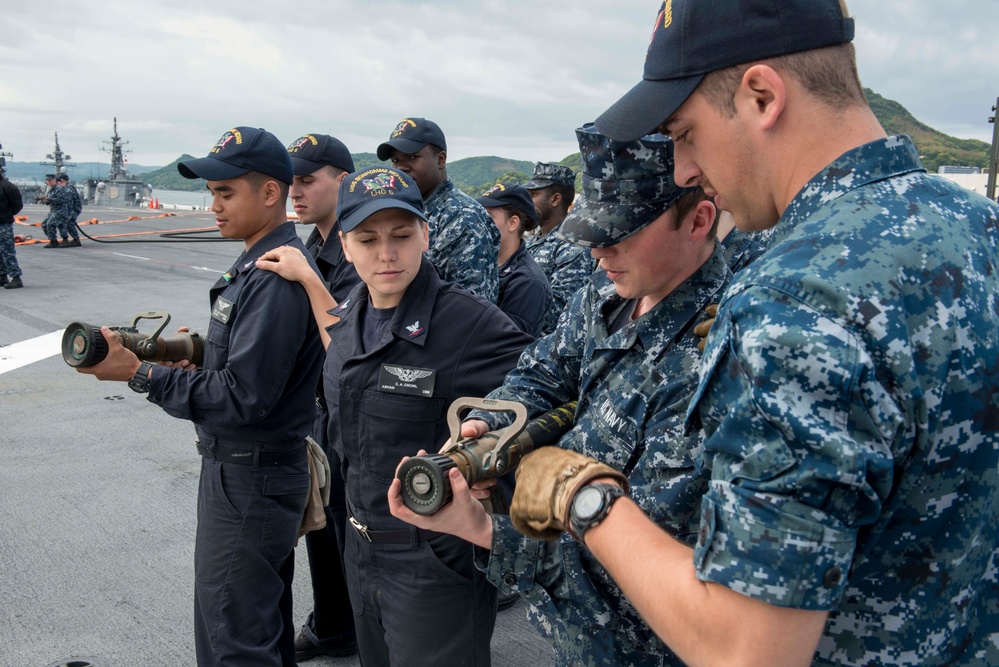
[524,162,595,335]
[472,128,732,666]
[526,232,594,335]
[67,182,82,241]
[475,253,729,667]
[47,184,74,242]
[687,135,999,666]
[424,178,500,303]
[718,226,765,275]
[0,176,23,280]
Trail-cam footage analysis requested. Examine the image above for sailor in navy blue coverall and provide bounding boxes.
[286,132,363,660]
[256,166,533,666]
[79,127,322,667]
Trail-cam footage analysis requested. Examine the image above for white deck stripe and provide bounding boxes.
[0,330,63,375]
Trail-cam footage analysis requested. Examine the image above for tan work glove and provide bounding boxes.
[694,304,718,352]
[510,446,628,541]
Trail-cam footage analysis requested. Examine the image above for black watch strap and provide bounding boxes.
[569,483,627,542]
[128,361,154,393]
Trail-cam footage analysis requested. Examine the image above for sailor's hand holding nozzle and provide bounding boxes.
[159,328,198,371]
[388,430,498,550]
[75,326,143,381]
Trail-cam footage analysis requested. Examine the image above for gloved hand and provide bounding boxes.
[693,304,718,352]
[510,446,628,541]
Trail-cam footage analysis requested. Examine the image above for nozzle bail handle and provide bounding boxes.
[445,397,528,457]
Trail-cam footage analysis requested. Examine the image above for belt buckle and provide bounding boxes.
[349,516,372,542]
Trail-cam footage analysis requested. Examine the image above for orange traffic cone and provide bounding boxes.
[155,198,160,209]
[148,198,154,209]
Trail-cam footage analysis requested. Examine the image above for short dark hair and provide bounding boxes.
[538,183,575,210]
[243,170,289,203]
[668,188,718,239]
[323,164,347,179]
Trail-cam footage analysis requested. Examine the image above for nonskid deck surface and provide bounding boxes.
[1,204,555,667]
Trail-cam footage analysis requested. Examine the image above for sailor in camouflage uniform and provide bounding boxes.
[377,118,499,302]
[56,173,82,246]
[41,174,70,247]
[390,124,730,666]
[38,173,58,245]
[500,1,999,665]
[523,162,595,334]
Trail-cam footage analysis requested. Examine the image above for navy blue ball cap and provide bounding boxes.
[376,118,447,161]
[287,133,355,176]
[178,127,293,184]
[476,183,539,227]
[595,0,855,141]
[336,167,428,233]
[45,173,57,180]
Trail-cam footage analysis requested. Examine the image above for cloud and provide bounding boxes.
[2,0,996,170]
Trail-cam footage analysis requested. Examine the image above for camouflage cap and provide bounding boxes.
[523,162,575,190]
[557,123,695,248]
[45,173,57,180]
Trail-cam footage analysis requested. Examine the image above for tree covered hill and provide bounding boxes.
[865,89,990,174]
[99,90,991,193]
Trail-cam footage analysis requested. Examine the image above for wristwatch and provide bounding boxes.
[128,361,155,393]
[569,483,627,541]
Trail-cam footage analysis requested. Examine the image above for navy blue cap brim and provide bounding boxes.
[177,156,249,181]
[475,195,507,208]
[594,74,703,142]
[522,179,554,190]
[339,199,428,234]
[376,138,430,161]
[290,156,327,176]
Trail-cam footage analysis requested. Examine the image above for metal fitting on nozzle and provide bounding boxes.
[397,398,577,515]
[61,311,204,368]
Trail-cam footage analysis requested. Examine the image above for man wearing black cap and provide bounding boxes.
[286,133,359,660]
[78,126,324,667]
[377,117,500,303]
[523,162,594,335]
[500,2,999,666]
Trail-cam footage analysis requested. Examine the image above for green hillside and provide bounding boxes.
[143,155,205,192]
[145,91,993,194]
[449,156,534,196]
[865,89,990,173]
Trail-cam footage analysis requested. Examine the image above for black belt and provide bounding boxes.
[347,509,439,544]
[196,442,306,467]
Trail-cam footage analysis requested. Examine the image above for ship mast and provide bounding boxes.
[40,132,76,175]
[102,117,132,181]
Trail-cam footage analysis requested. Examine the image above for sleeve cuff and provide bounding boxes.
[476,515,540,594]
[693,482,857,610]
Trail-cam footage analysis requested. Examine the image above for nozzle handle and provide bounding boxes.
[445,397,527,456]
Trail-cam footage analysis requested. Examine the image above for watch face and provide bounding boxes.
[573,486,603,520]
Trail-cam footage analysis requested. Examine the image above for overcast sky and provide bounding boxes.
[3,0,997,168]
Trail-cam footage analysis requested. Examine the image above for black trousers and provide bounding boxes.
[303,450,356,639]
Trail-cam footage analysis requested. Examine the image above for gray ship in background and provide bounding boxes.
[82,117,152,207]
